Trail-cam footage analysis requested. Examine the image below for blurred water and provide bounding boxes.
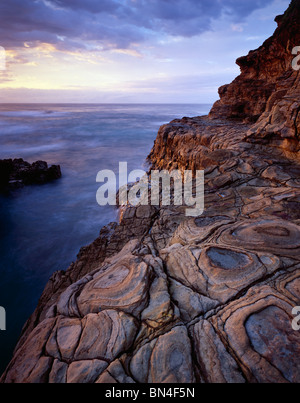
[0,103,211,374]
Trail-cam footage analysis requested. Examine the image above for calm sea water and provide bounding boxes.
[0,103,211,373]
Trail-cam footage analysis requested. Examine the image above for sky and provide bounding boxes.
[0,0,291,103]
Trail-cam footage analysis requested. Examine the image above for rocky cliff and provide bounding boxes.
[209,0,300,151]
[1,1,300,384]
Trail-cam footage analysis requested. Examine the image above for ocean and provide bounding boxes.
[0,103,211,373]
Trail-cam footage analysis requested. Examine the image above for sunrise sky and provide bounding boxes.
[0,0,291,103]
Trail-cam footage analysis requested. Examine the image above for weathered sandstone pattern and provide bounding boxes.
[1,1,300,383]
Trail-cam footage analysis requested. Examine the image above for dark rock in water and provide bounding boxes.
[0,158,61,191]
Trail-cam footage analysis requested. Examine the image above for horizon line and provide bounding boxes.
[0,102,214,105]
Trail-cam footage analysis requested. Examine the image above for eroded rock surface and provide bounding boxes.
[1,1,300,384]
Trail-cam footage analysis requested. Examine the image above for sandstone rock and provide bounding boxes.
[169,215,234,246]
[191,320,245,383]
[49,360,68,383]
[165,242,280,305]
[96,360,136,384]
[46,317,82,361]
[210,1,300,152]
[141,277,173,328]
[74,311,138,362]
[76,254,152,318]
[130,326,195,383]
[211,285,300,383]
[218,217,300,258]
[1,318,56,383]
[169,279,218,322]
[67,360,108,384]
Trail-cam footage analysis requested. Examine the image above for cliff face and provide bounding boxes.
[1,1,300,384]
[209,0,300,151]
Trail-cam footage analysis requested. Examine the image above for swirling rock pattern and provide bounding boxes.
[130,326,195,383]
[218,217,300,258]
[2,1,300,384]
[165,242,280,305]
[211,285,300,383]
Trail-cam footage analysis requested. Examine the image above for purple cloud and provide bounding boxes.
[0,0,275,50]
